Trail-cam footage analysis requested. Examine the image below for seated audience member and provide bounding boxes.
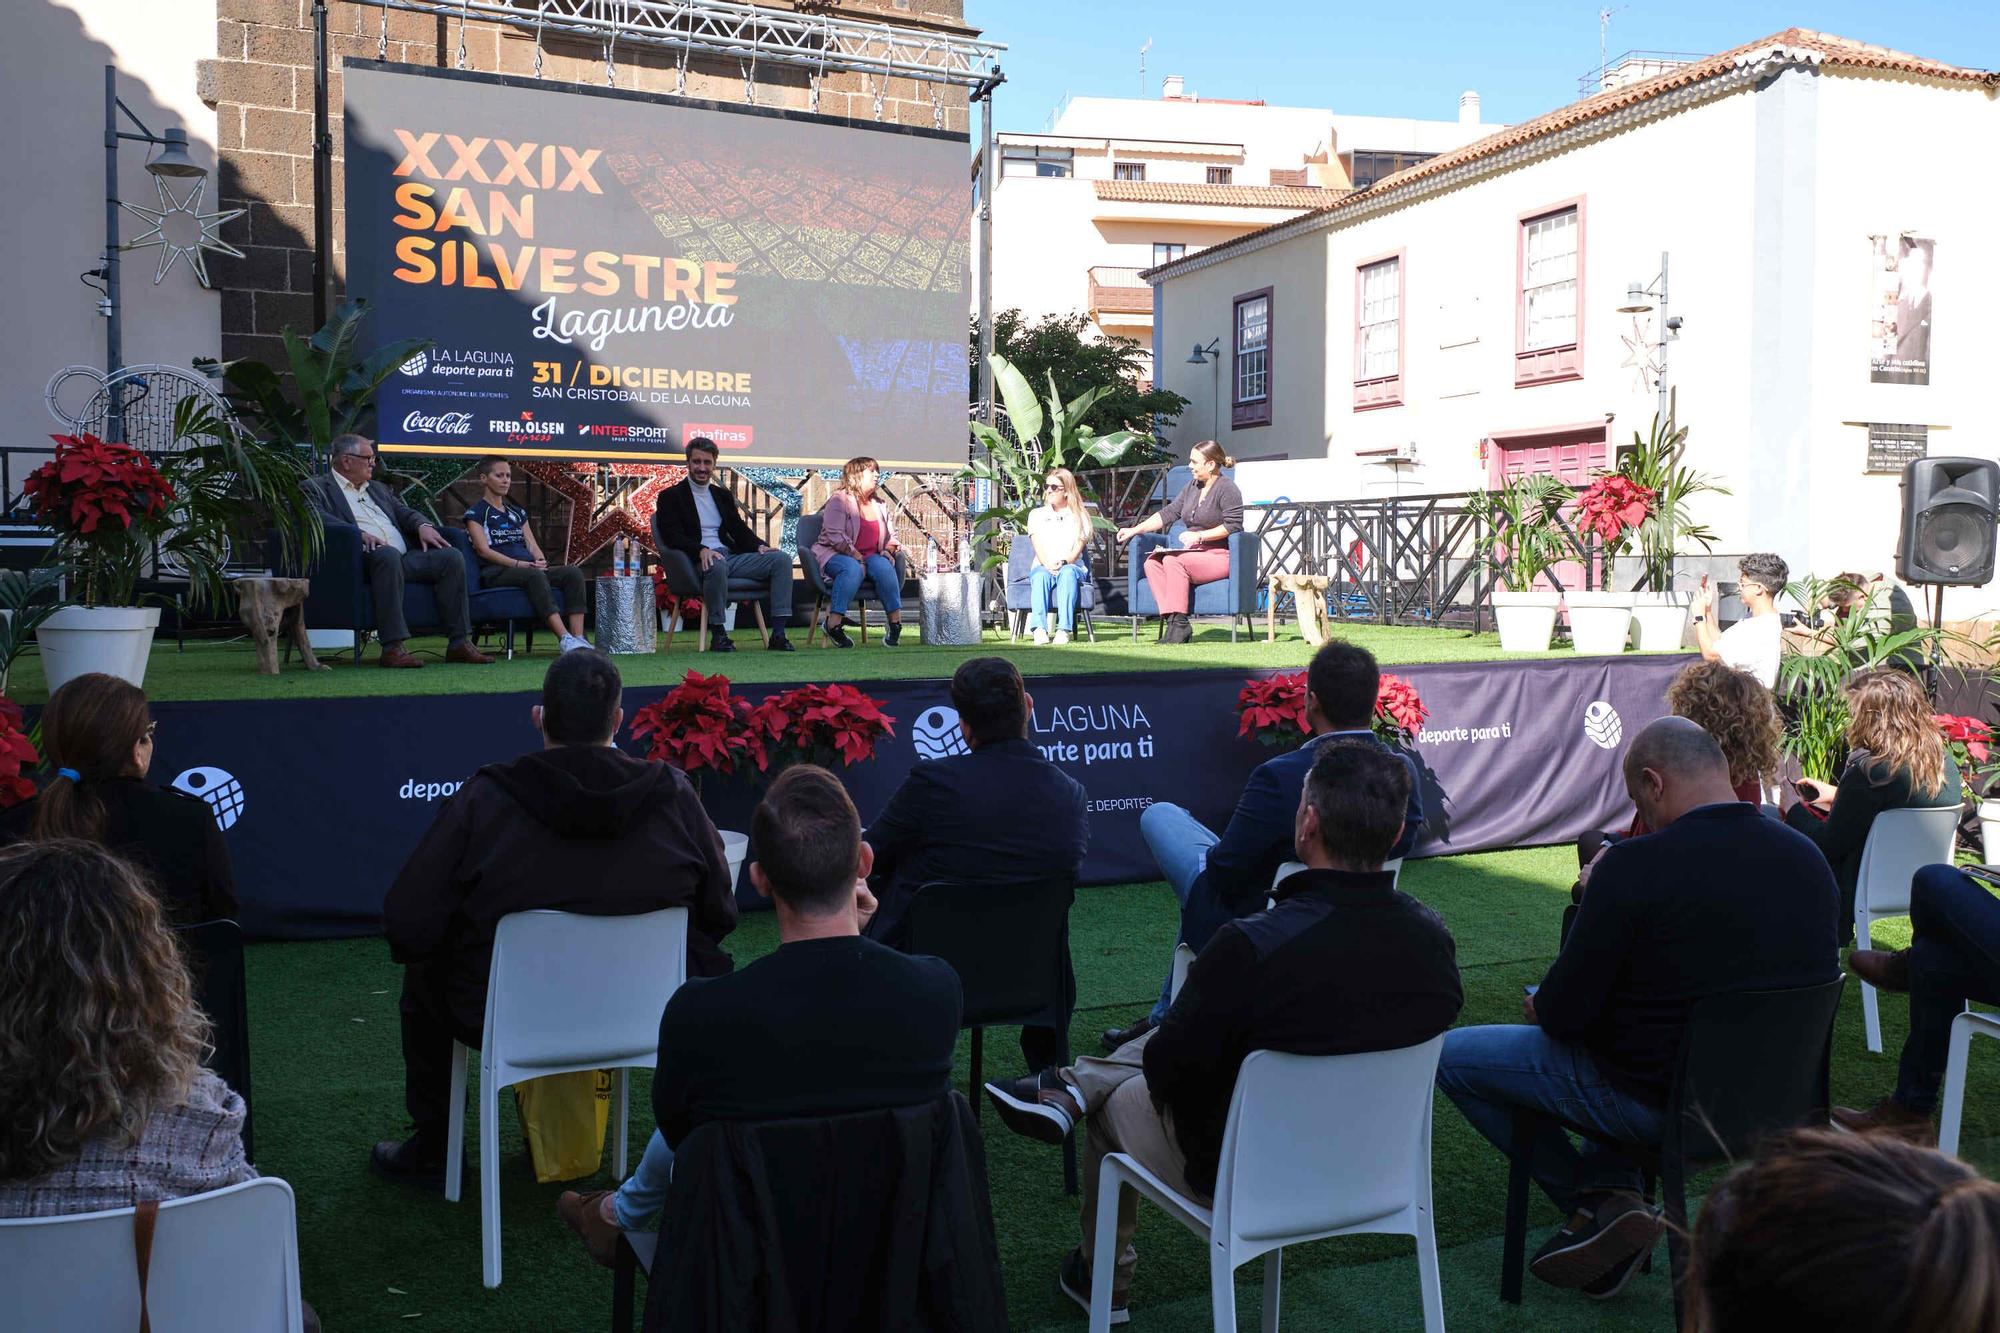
[1834,865,2000,1140]
[1106,638,1424,1049]
[652,435,795,653]
[983,742,1462,1320]
[1572,661,1783,905]
[0,840,252,1213]
[1691,552,1788,688]
[558,765,961,1263]
[1785,667,1960,937]
[863,656,1087,1066]
[0,673,235,925]
[1687,1129,2000,1333]
[1438,718,1840,1298]
[372,650,738,1183]
[463,456,590,653]
[301,433,495,668]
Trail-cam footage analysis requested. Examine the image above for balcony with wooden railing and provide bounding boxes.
[1086,266,1153,321]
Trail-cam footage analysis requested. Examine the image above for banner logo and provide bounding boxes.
[172,766,247,831]
[402,410,473,435]
[683,423,754,450]
[910,706,969,761]
[1582,700,1623,750]
[399,350,428,377]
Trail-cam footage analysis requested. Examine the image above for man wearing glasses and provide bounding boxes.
[302,434,494,668]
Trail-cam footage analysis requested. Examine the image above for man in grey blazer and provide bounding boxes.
[302,434,494,668]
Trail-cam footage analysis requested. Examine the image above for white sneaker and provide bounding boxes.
[1031,627,1050,645]
[1052,630,1071,645]
[559,634,591,653]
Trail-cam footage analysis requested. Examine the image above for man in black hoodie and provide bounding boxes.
[371,650,739,1183]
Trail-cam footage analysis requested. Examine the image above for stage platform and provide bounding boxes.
[17,624,1694,940]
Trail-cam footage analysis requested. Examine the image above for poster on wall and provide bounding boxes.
[1869,235,1934,385]
[343,62,971,466]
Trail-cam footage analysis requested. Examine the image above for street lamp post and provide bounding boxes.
[1618,250,1679,423]
[1186,339,1221,440]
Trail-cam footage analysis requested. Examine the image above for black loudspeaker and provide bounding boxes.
[1897,456,2000,586]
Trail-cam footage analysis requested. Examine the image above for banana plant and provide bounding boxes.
[1465,471,1575,591]
[964,354,1152,566]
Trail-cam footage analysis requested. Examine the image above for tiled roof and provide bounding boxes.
[1151,28,1998,277]
[1092,179,1346,208]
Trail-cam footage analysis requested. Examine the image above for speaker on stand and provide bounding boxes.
[1895,456,2000,694]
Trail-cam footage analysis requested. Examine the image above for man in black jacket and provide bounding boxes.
[864,656,1088,1068]
[985,742,1461,1320]
[558,764,962,1263]
[371,650,739,1183]
[1437,717,1840,1298]
[653,436,794,651]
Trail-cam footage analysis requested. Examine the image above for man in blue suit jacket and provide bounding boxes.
[1104,639,1425,1048]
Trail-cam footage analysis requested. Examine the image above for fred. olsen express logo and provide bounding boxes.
[489,411,566,442]
[402,410,473,436]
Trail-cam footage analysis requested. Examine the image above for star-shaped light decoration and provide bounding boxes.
[518,461,686,566]
[1619,315,1663,394]
[120,175,245,287]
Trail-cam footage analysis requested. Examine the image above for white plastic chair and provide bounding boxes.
[1937,1009,2000,1157]
[1273,857,1401,889]
[1169,942,1197,1004]
[446,906,689,1288]
[0,1177,303,1331]
[1088,1037,1447,1333]
[1853,808,1960,1052]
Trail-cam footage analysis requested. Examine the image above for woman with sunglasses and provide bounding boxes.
[0,673,236,925]
[1026,468,1091,645]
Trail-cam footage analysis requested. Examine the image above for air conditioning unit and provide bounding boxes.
[1355,442,1419,464]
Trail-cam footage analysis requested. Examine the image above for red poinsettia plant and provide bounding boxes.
[1236,671,1428,748]
[23,433,176,608]
[1573,474,1655,548]
[749,682,898,770]
[648,566,702,621]
[1936,712,1998,794]
[630,671,762,781]
[0,696,40,808]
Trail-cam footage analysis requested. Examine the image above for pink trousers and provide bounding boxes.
[1142,547,1231,614]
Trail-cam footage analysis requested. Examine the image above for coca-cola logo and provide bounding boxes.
[402,411,473,435]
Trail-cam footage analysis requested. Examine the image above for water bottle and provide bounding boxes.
[957,538,972,573]
[927,539,941,575]
[613,537,629,577]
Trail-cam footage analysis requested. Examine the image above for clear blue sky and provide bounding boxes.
[966,1,1999,132]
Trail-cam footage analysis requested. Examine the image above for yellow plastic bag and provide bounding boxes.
[514,1070,611,1184]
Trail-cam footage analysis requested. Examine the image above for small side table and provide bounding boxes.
[919,571,984,646]
[594,575,657,654]
[1266,573,1332,646]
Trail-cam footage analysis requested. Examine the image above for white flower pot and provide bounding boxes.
[1565,591,1636,657]
[1981,801,2000,863]
[1491,591,1562,652]
[1629,590,1693,652]
[35,605,162,692]
[720,830,749,885]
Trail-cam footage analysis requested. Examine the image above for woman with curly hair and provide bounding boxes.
[1665,659,1785,806]
[1786,667,1961,935]
[0,839,252,1215]
[1687,1129,2000,1333]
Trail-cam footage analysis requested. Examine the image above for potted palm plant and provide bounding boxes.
[28,398,323,691]
[1614,398,1729,651]
[1468,471,1572,651]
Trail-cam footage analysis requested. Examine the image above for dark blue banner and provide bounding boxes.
[144,656,1686,939]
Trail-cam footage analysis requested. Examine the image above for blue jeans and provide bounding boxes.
[1436,1024,1665,1214]
[1029,560,1085,633]
[1895,865,2000,1111]
[823,553,901,619]
[1140,803,1224,1024]
[611,1129,675,1230]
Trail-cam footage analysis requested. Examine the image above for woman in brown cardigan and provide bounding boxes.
[1115,440,1244,644]
[809,456,905,648]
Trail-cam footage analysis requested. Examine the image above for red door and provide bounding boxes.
[1486,426,1609,592]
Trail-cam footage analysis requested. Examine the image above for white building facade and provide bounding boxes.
[982,81,1498,378]
[1148,30,2000,617]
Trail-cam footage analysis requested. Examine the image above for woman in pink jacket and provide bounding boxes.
[809,457,904,648]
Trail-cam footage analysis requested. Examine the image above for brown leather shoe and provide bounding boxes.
[378,646,425,669]
[1849,948,1911,994]
[1831,1097,1936,1146]
[445,640,496,665]
[556,1189,622,1268]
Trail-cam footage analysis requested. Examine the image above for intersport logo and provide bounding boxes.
[402,411,473,435]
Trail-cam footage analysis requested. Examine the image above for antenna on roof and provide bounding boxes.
[1139,38,1153,98]
[1597,5,1628,92]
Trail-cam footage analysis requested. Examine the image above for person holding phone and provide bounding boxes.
[1784,668,1960,940]
[1691,554,1788,688]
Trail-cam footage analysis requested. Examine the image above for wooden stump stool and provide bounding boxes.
[1266,573,1332,646]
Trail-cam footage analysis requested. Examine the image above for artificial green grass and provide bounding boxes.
[244,850,2000,1331]
[4,620,1541,705]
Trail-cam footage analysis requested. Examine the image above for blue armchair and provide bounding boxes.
[795,511,909,646]
[271,523,568,661]
[1126,528,1262,643]
[1004,535,1098,642]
